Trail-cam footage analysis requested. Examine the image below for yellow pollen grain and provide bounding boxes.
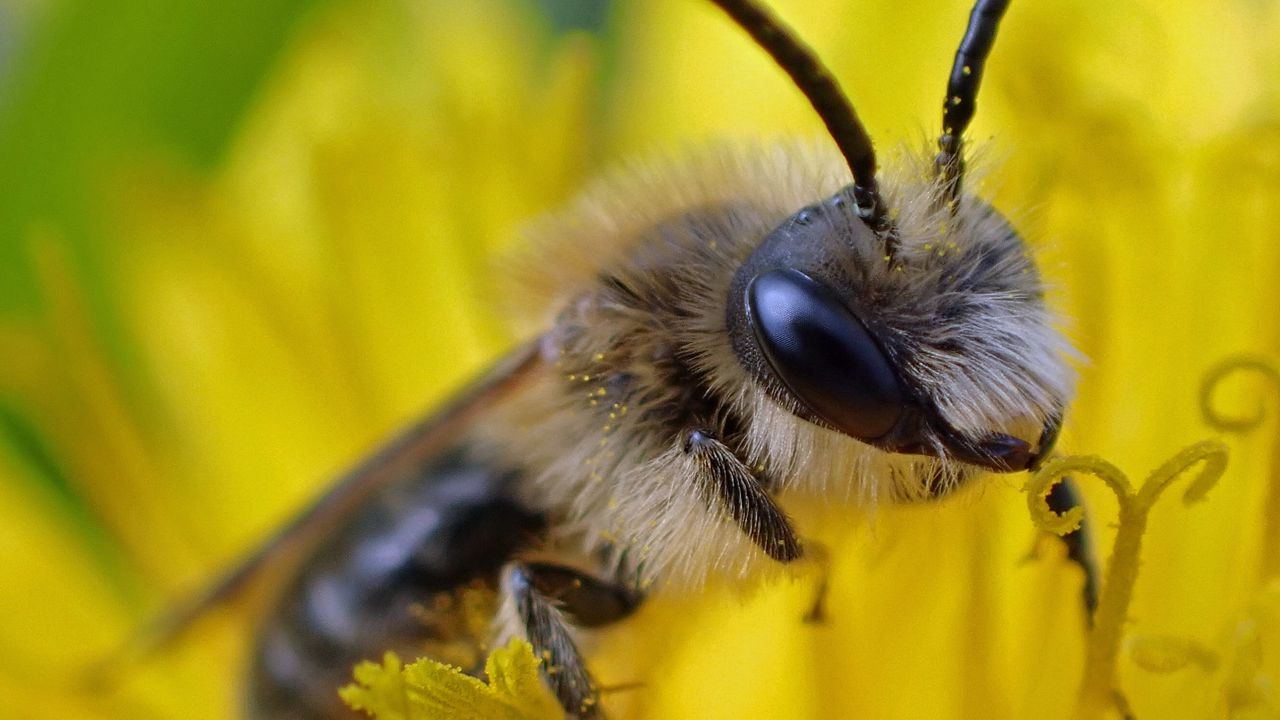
[593,352,605,361]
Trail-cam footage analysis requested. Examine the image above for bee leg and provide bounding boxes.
[1046,476,1100,620]
[683,428,803,563]
[505,562,643,719]
[800,539,831,623]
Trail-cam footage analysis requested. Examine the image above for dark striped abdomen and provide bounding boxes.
[246,449,543,719]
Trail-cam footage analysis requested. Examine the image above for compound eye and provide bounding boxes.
[746,269,904,441]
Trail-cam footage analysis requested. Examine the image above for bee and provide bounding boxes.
[140,0,1089,717]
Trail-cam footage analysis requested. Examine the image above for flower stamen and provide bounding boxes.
[1201,356,1280,579]
[1027,440,1229,719]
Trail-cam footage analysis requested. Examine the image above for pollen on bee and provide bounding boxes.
[951,95,962,105]
[607,497,619,510]
[593,352,605,362]
[962,65,972,75]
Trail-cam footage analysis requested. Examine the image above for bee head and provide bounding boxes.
[712,0,1060,473]
[724,187,1061,474]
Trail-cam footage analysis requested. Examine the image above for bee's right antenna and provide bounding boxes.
[935,0,1011,208]
[709,0,887,230]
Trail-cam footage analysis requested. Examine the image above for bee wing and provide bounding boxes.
[115,337,544,664]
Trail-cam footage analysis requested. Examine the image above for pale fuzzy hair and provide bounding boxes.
[478,141,1075,592]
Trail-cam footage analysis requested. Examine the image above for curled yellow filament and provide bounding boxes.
[1027,440,1229,719]
[1200,356,1280,434]
[1201,356,1280,579]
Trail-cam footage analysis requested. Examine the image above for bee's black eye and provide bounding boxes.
[746,269,903,441]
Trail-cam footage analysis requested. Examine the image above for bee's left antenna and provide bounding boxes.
[935,0,1011,206]
[709,0,887,229]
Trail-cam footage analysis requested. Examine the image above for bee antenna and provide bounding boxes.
[936,0,1011,207]
[709,0,886,228]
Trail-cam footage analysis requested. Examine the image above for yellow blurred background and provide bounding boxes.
[1,0,1279,717]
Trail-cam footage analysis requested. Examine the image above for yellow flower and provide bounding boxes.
[340,638,562,720]
[1,0,1279,719]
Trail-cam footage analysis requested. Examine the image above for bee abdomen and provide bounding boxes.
[246,449,544,719]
